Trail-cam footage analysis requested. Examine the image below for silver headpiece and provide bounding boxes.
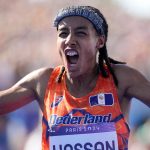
[53,6,104,35]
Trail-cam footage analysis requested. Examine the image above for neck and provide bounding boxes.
[65,65,99,97]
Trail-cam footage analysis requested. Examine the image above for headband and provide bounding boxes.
[53,6,104,35]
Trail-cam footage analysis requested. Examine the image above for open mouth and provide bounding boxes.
[65,49,79,65]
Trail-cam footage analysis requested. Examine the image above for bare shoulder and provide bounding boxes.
[35,67,53,91]
[17,67,53,110]
[112,64,148,85]
[32,67,54,110]
[15,67,53,89]
[112,64,150,106]
[32,67,53,82]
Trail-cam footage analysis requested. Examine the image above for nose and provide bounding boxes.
[65,33,76,46]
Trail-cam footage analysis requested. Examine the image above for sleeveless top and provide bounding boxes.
[42,66,130,150]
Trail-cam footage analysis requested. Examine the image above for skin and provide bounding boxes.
[0,16,150,123]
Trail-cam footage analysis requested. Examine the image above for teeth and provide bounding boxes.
[66,51,78,56]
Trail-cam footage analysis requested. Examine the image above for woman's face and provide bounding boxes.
[57,16,104,78]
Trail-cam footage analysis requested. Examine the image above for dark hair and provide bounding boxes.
[91,6,125,86]
[56,6,125,86]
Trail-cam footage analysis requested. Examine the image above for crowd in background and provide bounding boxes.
[0,0,150,149]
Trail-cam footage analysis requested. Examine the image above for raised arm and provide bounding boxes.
[0,67,52,115]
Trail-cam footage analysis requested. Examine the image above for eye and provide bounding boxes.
[58,32,68,38]
[76,31,87,37]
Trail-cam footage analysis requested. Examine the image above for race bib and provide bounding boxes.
[49,123,118,150]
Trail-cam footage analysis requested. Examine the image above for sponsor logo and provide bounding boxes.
[51,96,63,108]
[49,114,112,126]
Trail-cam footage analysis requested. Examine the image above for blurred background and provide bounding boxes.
[0,0,150,149]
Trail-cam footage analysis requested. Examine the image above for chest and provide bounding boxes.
[47,89,122,127]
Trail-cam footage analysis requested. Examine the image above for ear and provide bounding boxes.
[96,35,105,49]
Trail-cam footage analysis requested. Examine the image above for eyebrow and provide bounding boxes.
[75,26,88,30]
[58,26,88,31]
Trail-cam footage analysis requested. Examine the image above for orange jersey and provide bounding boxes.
[42,66,130,150]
